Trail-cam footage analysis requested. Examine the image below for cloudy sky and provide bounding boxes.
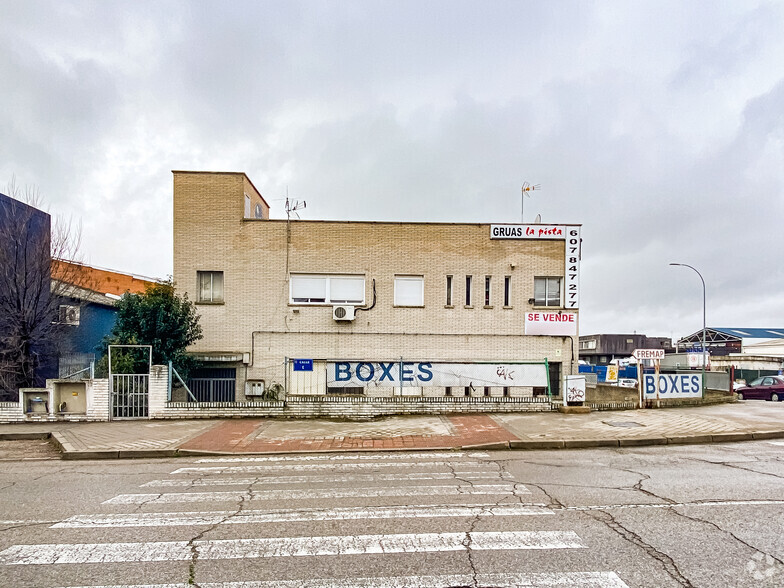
[1,1,782,339]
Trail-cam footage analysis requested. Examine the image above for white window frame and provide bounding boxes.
[394,275,425,307]
[197,271,224,303]
[534,276,562,307]
[289,274,365,305]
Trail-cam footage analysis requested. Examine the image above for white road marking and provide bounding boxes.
[565,499,784,511]
[53,503,553,528]
[58,571,629,587]
[143,471,512,487]
[171,462,494,474]
[767,441,784,446]
[8,499,780,531]
[0,519,58,526]
[103,484,529,504]
[0,531,585,565]
[193,451,489,463]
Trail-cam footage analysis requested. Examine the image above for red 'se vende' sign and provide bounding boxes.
[525,312,578,336]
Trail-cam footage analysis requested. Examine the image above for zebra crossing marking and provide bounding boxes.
[193,451,490,463]
[103,484,529,504]
[53,503,554,528]
[0,530,586,565]
[171,461,495,474]
[143,471,512,487]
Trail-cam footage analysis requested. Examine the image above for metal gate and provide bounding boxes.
[109,345,151,419]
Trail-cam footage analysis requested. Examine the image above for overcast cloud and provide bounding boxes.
[1,0,782,339]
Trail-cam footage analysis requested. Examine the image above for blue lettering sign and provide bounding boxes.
[335,362,352,381]
[379,362,395,382]
[401,362,415,382]
[356,363,375,382]
[418,362,433,382]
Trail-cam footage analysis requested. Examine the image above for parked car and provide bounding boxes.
[735,376,784,401]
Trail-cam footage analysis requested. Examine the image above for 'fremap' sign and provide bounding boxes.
[525,312,578,336]
[490,224,581,309]
[643,374,702,398]
[327,362,548,388]
[632,349,665,360]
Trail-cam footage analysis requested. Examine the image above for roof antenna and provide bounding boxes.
[284,187,306,220]
[521,182,541,223]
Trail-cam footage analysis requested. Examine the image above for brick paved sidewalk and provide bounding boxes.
[179,415,517,453]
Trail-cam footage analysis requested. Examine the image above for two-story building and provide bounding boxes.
[173,171,582,405]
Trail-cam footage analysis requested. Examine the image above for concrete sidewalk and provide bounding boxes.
[1,402,783,459]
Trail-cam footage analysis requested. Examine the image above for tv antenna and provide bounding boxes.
[521,182,541,223]
[284,187,306,220]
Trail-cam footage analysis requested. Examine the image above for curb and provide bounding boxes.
[0,432,52,441]
[41,429,784,460]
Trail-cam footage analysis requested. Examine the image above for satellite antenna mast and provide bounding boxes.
[521,182,541,223]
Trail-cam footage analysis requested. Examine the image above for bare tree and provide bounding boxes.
[0,179,90,400]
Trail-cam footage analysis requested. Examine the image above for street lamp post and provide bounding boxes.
[670,263,706,398]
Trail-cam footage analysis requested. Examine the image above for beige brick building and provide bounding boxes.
[173,171,581,405]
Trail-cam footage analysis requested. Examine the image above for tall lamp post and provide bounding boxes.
[670,263,706,398]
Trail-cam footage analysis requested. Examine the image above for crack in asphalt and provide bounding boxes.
[589,509,694,587]
[619,467,676,504]
[0,520,55,534]
[670,506,784,567]
[685,457,784,480]
[131,492,163,513]
[186,479,253,586]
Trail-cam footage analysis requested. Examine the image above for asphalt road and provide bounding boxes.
[0,441,782,587]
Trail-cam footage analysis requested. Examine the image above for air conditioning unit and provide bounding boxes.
[333,305,355,321]
[59,305,80,326]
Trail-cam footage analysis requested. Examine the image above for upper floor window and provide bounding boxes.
[534,277,561,307]
[290,274,365,304]
[504,275,511,307]
[198,271,224,303]
[394,275,424,307]
[244,194,251,218]
[465,275,472,306]
[445,275,453,306]
[484,276,492,307]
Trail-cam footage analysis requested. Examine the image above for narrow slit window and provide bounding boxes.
[446,275,453,306]
[504,276,511,306]
[484,276,491,306]
[465,275,472,306]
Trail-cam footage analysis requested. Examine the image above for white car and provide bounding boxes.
[618,378,637,388]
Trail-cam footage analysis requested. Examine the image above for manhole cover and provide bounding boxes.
[603,421,645,428]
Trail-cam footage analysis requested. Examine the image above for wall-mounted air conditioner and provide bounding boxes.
[59,305,80,326]
[333,305,355,321]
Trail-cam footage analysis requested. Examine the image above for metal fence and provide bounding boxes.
[187,368,236,402]
[111,373,149,418]
[58,353,95,380]
[109,344,151,419]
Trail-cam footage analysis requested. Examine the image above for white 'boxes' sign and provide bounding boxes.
[525,312,578,336]
[643,374,702,398]
[327,362,548,388]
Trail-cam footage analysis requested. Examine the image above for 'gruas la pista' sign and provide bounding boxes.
[327,362,548,388]
[643,374,702,398]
